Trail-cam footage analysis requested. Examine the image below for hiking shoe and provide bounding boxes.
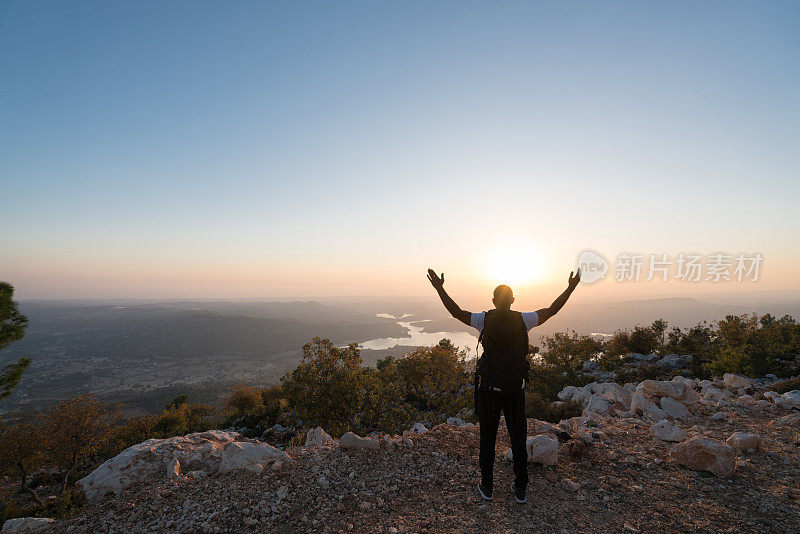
[477,483,493,501]
[511,482,526,504]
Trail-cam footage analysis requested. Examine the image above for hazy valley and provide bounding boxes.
[4,293,799,416]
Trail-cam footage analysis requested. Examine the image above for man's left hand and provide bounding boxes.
[568,269,581,289]
[427,268,445,290]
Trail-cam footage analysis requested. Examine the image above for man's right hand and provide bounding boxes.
[568,269,581,289]
[427,268,445,290]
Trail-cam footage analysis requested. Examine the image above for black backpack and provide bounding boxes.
[475,309,530,391]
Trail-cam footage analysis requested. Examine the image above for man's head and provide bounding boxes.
[492,284,514,309]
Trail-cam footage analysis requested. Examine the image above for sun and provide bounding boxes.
[486,244,544,288]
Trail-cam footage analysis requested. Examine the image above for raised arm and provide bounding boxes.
[427,268,471,326]
[536,270,580,325]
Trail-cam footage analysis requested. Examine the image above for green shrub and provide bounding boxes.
[525,392,582,423]
[153,408,188,437]
[226,385,264,416]
[769,376,800,394]
[281,338,368,436]
[527,363,592,401]
[37,488,86,520]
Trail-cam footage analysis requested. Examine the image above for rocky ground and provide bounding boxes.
[5,376,800,534]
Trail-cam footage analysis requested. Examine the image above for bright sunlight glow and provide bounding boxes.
[486,244,544,288]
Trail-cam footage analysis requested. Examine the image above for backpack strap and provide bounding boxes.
[513,310,530,389]
[474,310,491,391]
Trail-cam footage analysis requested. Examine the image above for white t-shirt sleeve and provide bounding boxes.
[470,311,538,331]
[469,311,485,332]
[522,311,539,330]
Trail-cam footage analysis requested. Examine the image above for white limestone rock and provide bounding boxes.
[669,437,736,477]
[446,417,471,426]
[305,427,335,446]
[726,432,762,452]
[701,387,732,404]
[504,434,558,465]
[531,419,560,437]
[650,419,685,442]
[78,430,263,503]
[586,394,613,415]
[572,386,592,407]
[527,434,559,465]
[409,422,429,434]
[660,396,690,419]
[591,382,632,407]
[783,390,800,409]
[671,376,698,390]
[557,385,577,402]
[737,394,756,405]
[218,441,290,474]
[1,518,56,533]
[723,373,754,390]
[339,431,380,450]
[639,380,685,399]
[631,390,668,420]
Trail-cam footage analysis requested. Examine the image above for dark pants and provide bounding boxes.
[476,386,528,491]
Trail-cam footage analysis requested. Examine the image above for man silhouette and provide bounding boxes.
[427,267,580,504]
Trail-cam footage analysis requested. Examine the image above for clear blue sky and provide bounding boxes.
[1,1,798,299]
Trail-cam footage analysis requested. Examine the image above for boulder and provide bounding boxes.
[701,387,732,404]
[1,518,56,533]
[763,390,799,410]
[627,353,644,361]
[756,399,773,409]
[557,385,577,402]
[669,437,736,477]
[409,422,429,434]
[586,394,613,415]
[650,419,685,442]
[218,441,290,474]
[446,417,470,427]
[679,387,701,412]
[305,427,335,446]
[640,380,685,399]
[631,390,668,419]
[572,386,592,407]
[723,373,754,390]
[592,382,632,407]
[530,419,560,437]
[583,359,598,371]
[504,435,558,465]
[527,434,559,465]
[726,432,762,452]
[642,353,660,363]
[339,432,380,450]
[784,390,800,409]
[609,401,630,417]
[660,397,690,419]
[710,412,726,421]
[671,376,698,390]
[78,431,287,502]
